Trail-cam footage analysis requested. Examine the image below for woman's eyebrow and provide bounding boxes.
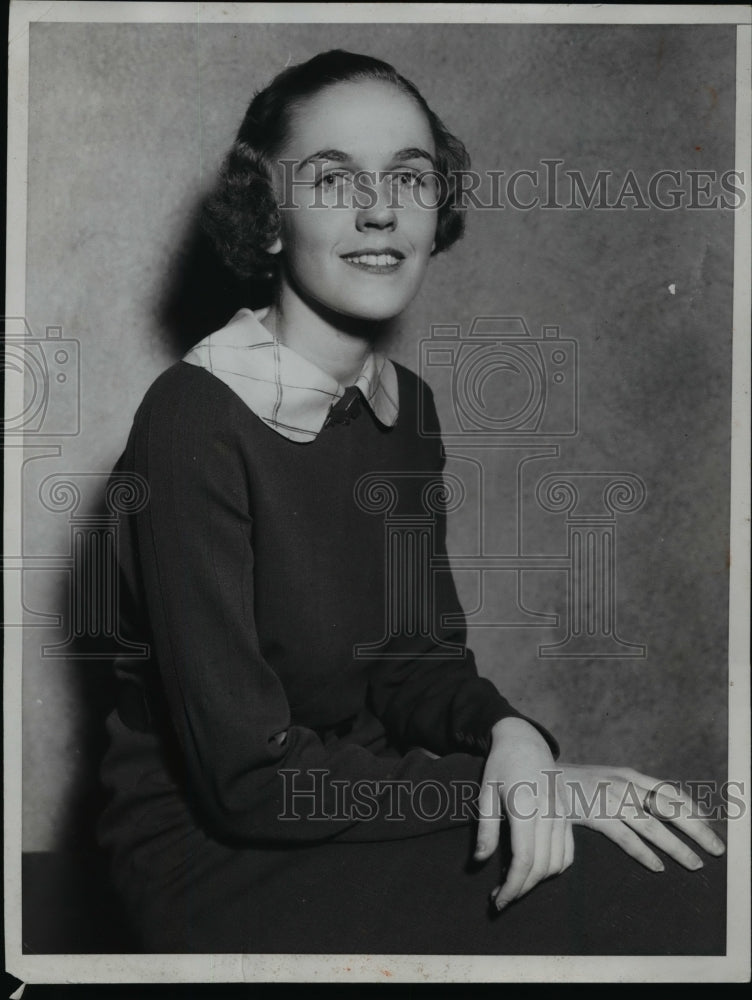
[390,147,436,167]
[296,146,436,172]
[297,149,351,171]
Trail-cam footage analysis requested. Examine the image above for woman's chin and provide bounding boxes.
[308,293,409,330]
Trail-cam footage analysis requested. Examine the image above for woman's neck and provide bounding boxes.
[260,286,391,386]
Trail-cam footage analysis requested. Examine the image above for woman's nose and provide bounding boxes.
[355,183,397,232]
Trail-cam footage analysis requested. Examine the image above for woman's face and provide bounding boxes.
[270,79,439,323]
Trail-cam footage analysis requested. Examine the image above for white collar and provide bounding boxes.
[183,308,399,443]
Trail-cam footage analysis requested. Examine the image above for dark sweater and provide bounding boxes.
[105,359,556,846]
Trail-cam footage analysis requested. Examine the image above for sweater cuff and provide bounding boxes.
[452,679,559,759]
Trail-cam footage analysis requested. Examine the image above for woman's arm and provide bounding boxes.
[365,376,559,760]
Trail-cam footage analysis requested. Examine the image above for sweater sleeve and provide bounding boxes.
[365,379,559,760]
[121,366,502,846]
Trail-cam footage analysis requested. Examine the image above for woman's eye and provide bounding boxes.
[393,171,420,187]
[317,171,350,188]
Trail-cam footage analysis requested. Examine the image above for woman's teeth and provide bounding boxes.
[346,254,400,266]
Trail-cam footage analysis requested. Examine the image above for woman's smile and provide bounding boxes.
[340,247,405,273]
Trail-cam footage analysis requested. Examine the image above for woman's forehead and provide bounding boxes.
[283,79,435,163]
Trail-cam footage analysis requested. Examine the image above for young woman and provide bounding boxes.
[98,49,725,955]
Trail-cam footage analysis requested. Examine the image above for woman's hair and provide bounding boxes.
[202,49,471,286]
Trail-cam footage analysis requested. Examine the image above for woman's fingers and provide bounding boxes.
[561,765,726,861]
[572,774,704,871]
[583,815,665,871]
[547,815,567,874]
[474,776,502,861]
[564,820,575,870]
[516,813,555,898]
[622,810,705,870]
[491,782,542,907]
[555,772,575,873]
[615,776,726,861]
[520,824,572,897]
[492,820,538,909]
[492,776,574,909]
[491,816,573,909]
[609,770,722,835]
[643,785,726,856]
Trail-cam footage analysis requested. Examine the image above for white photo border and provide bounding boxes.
[4,1,751,986]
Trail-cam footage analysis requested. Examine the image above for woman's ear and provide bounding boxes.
[267,236,283,255]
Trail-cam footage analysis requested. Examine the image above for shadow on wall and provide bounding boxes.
[157,197,274,356]
[23,489,138,952]
[55,490,119,852]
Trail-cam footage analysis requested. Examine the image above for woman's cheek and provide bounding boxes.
[410,205,438,257]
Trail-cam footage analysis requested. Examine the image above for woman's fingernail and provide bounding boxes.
[495,897,508,911]
[652,859,665,872]
[688,856,703,870]
[474,844,487,860]
[712,837,725,854]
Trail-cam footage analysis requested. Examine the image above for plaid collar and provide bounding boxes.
[182,308,399,443]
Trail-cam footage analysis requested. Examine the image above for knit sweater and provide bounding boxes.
[106,357,556,846]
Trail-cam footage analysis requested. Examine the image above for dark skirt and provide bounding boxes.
[97,712,727,956]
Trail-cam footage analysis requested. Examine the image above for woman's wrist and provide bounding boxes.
[491,715,548,746]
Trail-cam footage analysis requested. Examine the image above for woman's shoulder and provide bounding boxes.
[391,361,441,434]
[121,360,260,462]
[391,360,437,409]
[136,359,247,423]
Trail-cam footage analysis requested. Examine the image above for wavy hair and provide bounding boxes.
[202,49,471,287]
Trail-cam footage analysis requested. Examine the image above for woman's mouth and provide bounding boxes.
[340,250,404,274]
